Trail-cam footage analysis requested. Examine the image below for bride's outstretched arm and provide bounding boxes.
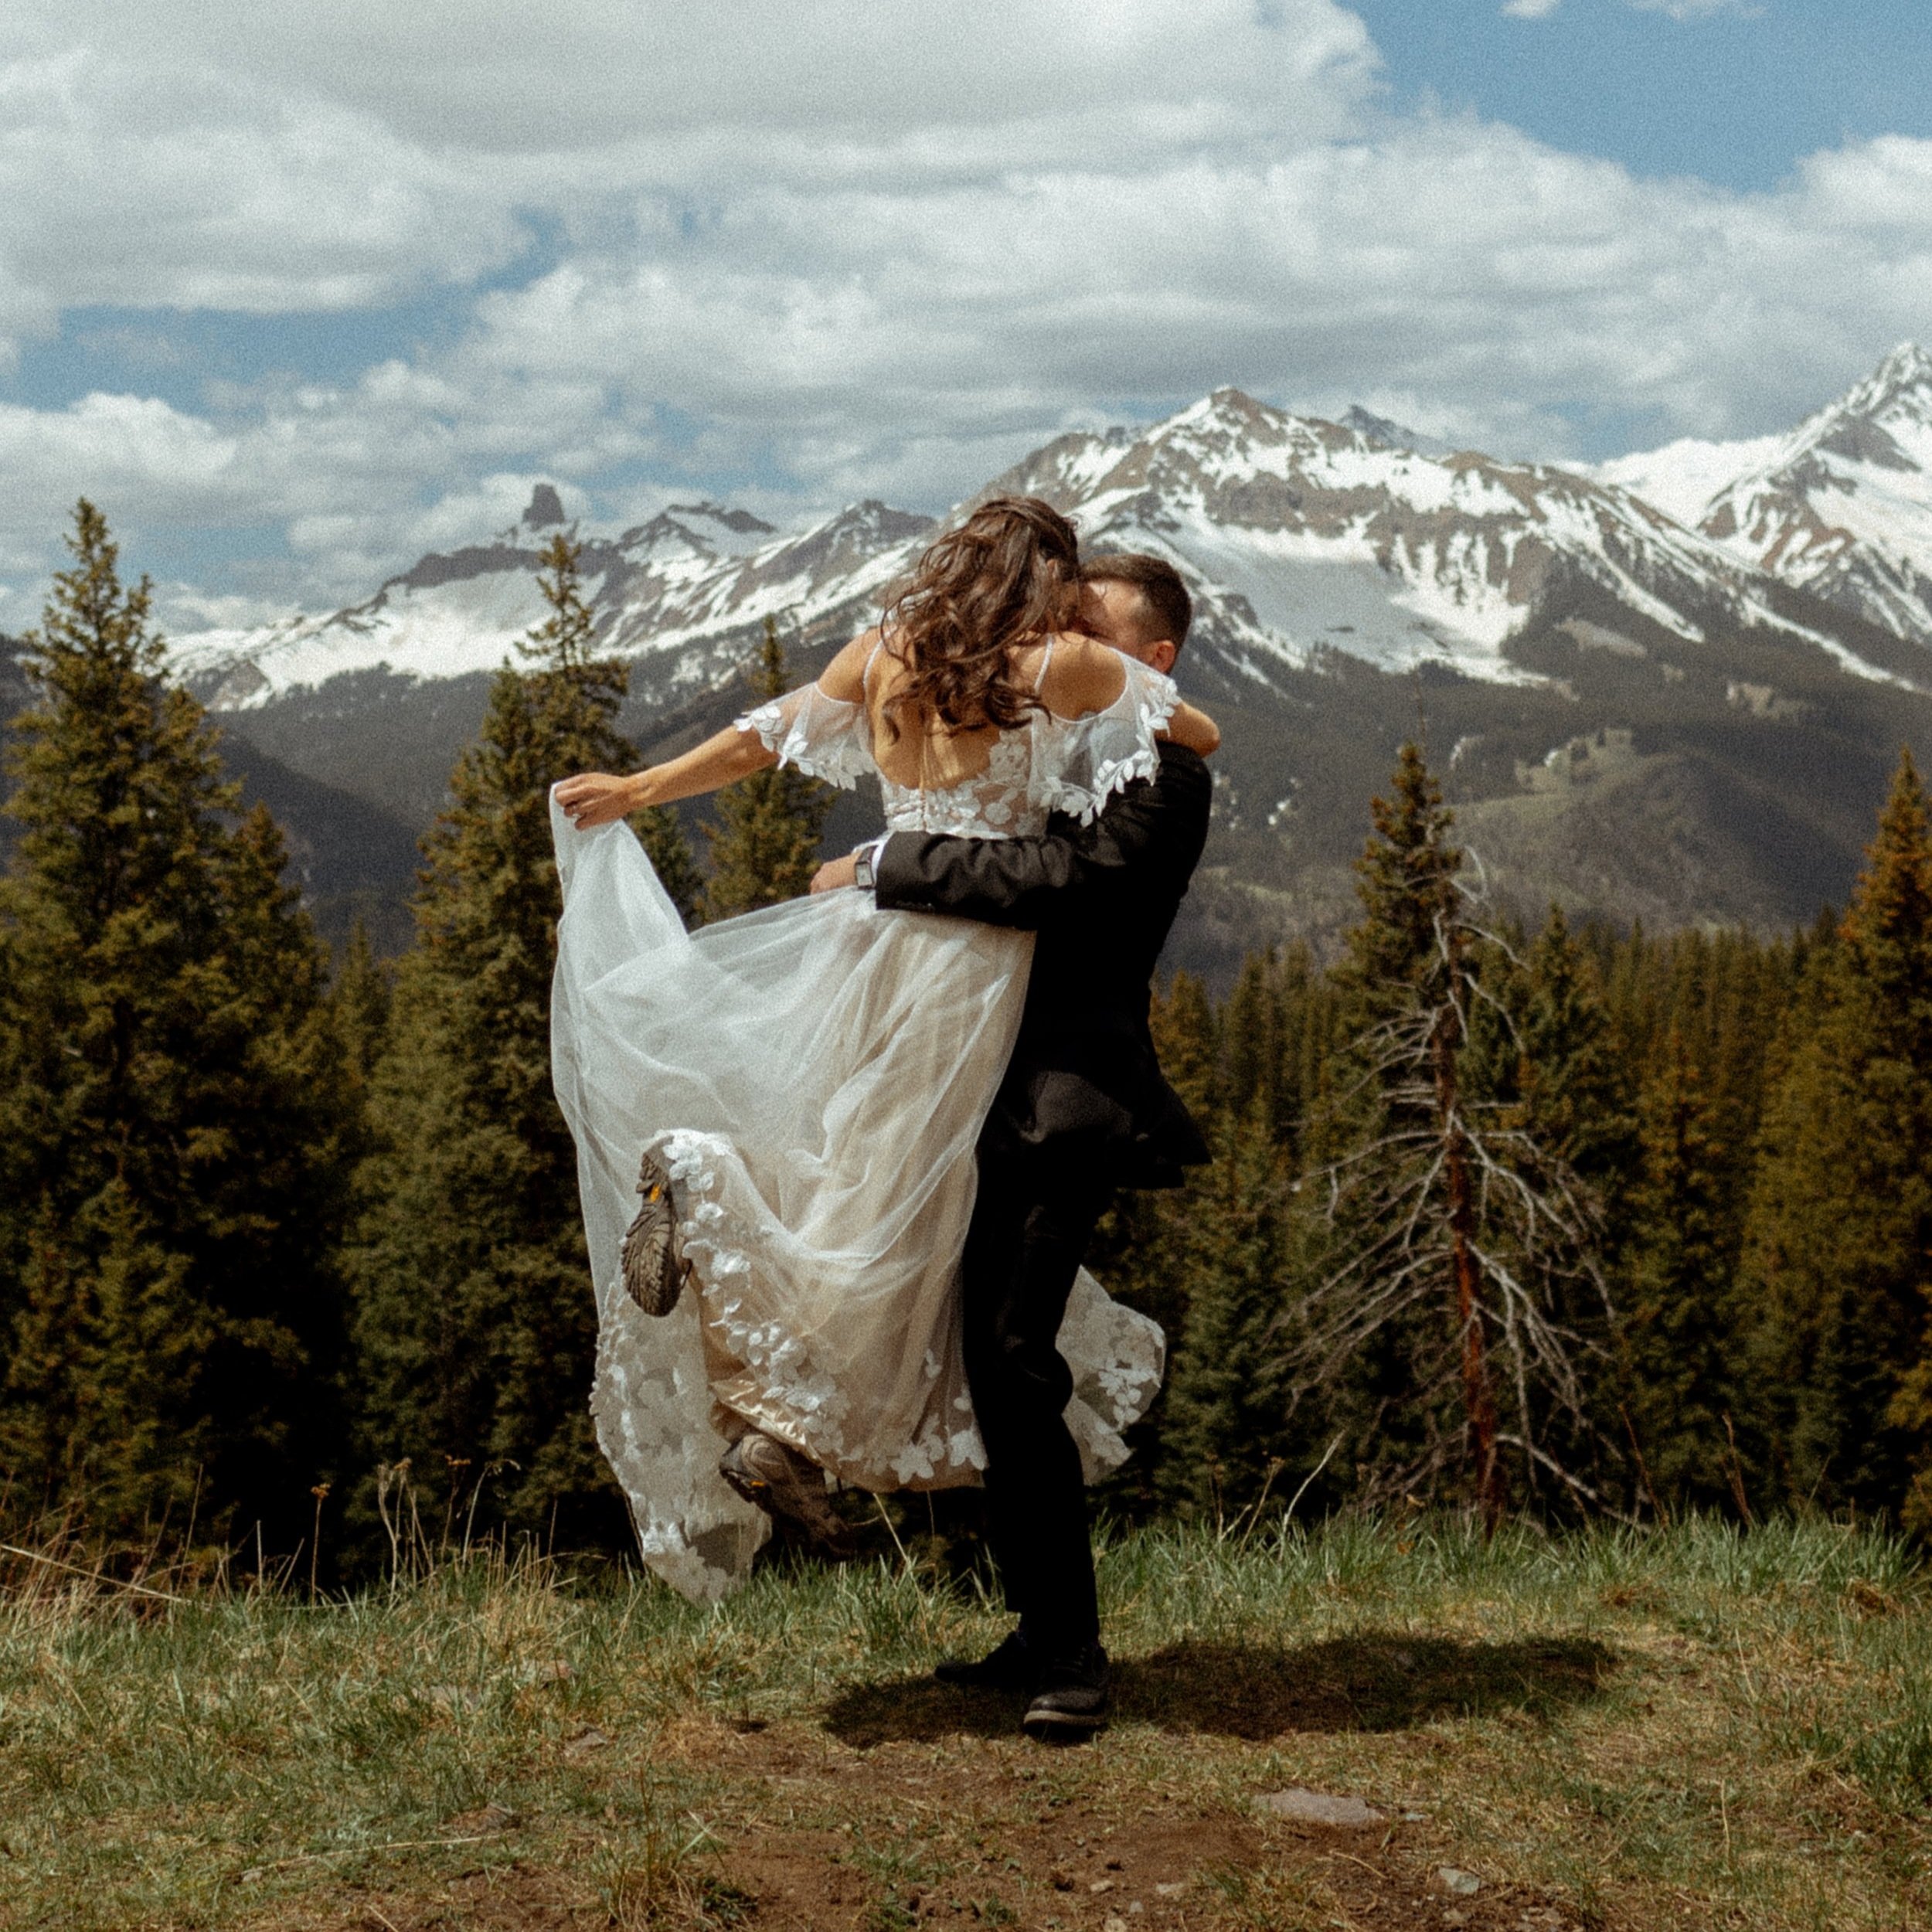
[555,723,777,828]
[558,630,879,828]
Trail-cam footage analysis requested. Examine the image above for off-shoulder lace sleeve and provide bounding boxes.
[736,682,876,789]
[1032,655,1180,825]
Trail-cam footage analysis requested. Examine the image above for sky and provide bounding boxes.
[2,0,1930,634]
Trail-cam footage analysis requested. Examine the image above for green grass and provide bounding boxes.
[1,1515,1928,1930]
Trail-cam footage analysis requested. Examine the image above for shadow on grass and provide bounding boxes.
[821,1632,1614,1747]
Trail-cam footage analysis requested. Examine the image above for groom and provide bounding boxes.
[813,552,1212,1740]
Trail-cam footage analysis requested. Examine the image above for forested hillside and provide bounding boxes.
[4,504,1932,1575]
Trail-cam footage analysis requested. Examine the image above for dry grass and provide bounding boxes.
[0,1515,1927,1930]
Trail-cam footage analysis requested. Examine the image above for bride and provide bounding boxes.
[550,495,1219,1601]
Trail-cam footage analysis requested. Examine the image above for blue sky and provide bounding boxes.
[1355,1,1932,192]
[0,0,1927,627]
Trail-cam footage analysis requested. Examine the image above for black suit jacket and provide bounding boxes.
[873,743,1213,1187]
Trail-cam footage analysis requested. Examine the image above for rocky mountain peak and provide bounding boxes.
[1339,406,1457,459]
[979,426,1135,507]
[522,484,566,529]
[1839,342,1932,425]
[818,498,929,538]
[670,501,777,536]
[172,356,1932,733]
[1771,342,1932,476]
[618,501,777,562]
[1689,342,1932,646]
[1168,386,1284,443]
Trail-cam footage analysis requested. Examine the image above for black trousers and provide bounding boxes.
[960,1143,1112,1655]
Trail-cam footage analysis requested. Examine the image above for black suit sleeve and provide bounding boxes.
[872,744,1211,932]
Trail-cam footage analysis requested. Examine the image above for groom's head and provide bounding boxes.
[1077,553,1191,675]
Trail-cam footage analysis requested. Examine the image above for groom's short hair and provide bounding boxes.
[1081,553,1192,651]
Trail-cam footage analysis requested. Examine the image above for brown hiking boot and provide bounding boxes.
[719,1430,854,1557]
[620,1150,692,1317]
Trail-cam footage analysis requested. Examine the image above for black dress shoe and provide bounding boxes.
[1022,1642,1110,1740]
[934,1628,1038,1692]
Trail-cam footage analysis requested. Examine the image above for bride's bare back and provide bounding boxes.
[554,624,1218,830]
[820,626,1218,790]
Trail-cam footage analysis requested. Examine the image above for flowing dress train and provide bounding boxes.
[549,652,1180,1600]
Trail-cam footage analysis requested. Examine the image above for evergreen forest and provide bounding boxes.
[5,502,1932,1577]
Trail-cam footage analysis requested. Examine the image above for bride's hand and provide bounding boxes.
[556,770,649,828]
[1162,701,1220,757]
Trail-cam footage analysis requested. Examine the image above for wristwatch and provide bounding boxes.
[852,842,877,891]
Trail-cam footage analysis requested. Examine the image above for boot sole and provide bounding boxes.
[1021,1705,1109,1740]
[620,1152,691,1318]
[719,1462,855,1558]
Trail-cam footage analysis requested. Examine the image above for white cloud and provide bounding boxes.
[0,0,1921,625]
[1508,1,1762,23]
[0,54,526,328]
[1628,0,1760,17]
[0,2,1374,338]
[29,2,1375,157]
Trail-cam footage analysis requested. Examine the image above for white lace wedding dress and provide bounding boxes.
[549,651,1180,1601]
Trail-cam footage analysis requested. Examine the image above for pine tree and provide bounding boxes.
[1216,945,1337,1159]
[1623,1031,1738,1515]
[329,920,392,1092]
[1158,1104,1319,1519]
[1515,906,1637,1197]
[1223,951,1286,1138]
[348,534,662,1549]
[523,532,702,924]
[1334,743,1508,1522]
[1151,971,1220,1123]
[639,803,706,929]
[1740,750,1932,1518]
[1294,745,1615,1526]
[0,501,352,1544]
[702,617,835,920]
[1084,971,1223,1514]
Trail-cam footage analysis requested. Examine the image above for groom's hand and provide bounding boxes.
[810,853,859,894]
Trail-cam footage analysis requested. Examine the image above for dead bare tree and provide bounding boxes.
[1280,744,1624,1531]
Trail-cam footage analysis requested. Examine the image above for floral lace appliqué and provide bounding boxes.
[656,1128,989,1489]
[736,685,874,790]
[744,656,1182,837]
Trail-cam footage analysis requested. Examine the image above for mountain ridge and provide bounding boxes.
[1597,342,1932,653]
[175,361,1932,722]
[32,350,1932,974]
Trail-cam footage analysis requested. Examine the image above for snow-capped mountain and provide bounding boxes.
[176,383,1923,719]
[981,387,1913,692]
[176,494,934,713]
[1597,344,1932,651]
[132,367,1932,972]
[1337,406,1460,461]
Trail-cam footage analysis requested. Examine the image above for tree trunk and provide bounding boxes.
[1431,975,1506,1534]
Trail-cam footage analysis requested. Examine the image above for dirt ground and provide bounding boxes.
[21,1525,1919,1930]
[315,1687,1595,1932]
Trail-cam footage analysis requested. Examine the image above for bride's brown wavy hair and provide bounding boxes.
[878,495,1080,742]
